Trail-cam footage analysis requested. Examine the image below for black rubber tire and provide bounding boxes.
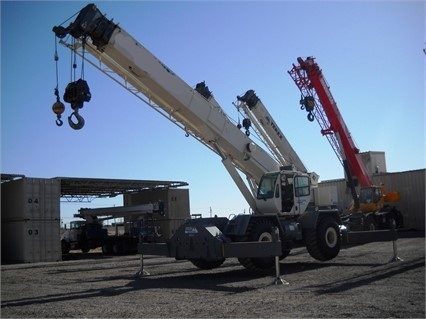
[363,215,376,231]
[80,240,90,253]
[380,206,403,229]
[61,240,70,254]
[305,216,341,262]
[389,208,403,229]
[112,242,125,255]
[189,258,225,270]
[238,220,276,271]
[102,243,112,255]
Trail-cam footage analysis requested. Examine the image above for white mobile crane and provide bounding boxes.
[52,3,342,271]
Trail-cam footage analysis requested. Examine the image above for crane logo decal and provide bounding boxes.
[156,58,175,76]
[265,116,283,140]
[184,226,199,234]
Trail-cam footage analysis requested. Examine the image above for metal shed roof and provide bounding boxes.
[56,177,188,201]
[1,174,188,202]
[1,173,26,183]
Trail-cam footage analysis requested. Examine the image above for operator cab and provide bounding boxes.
[70,220,85,229]
[359,186,383,204]
[256,168,312,216]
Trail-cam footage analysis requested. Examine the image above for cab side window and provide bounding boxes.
[295,176,310,197]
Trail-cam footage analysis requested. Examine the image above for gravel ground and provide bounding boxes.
[1,230,424,318]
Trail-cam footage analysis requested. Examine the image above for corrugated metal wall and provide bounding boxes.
[315,169,425,230]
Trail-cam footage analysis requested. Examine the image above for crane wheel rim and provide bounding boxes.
[325,227,338,248]
[258,231,273,242]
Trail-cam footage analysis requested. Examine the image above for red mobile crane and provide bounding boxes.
[288,57,403,231]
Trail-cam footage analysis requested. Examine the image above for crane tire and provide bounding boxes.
[238,219,276,271]
[363,215,376,231]
[80,242,90,253]
[102,243,112,255]
[305,216,340,261]
[61,240,70,254]
[189,258,225,270]
[387,207,403,229]
[112,242,125,255]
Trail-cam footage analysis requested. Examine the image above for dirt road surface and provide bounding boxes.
[1,231,424,318]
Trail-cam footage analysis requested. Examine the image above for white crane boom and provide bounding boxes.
[235,90,307,173]
[52,4,286,211]
[53,3,317,215]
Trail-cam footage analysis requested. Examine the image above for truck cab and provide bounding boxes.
[256,170,312,216]
[61,219,107,254]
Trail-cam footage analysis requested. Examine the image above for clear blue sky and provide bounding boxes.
[1,1,425,224]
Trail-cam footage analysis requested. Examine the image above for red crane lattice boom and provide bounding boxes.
[288,57,373,187]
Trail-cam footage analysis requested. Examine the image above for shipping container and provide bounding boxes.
[371,169,425,230]
[124,188,190,240]
[1,178,61,263]
[1,219,61,263]
[314,184,338,208]
[1,178,60,221]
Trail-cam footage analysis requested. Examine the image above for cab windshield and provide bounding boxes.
[257,173,279,199]
[70,221,85,229]
[359,186,382,203]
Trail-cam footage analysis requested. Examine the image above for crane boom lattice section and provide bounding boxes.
[288,61,343,167]
[288,57,372,187]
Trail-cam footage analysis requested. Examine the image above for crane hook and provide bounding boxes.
[68,110,85,130]
[52,88,65,127]
[56,117,64,126]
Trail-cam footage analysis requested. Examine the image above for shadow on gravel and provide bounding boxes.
[1,268,268,309]
[0,285,136,309]
[129,268,268,294]
[2,255,424,309]
[278,261,379,275]
[304,257,425,294]
[61,252,111,261]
